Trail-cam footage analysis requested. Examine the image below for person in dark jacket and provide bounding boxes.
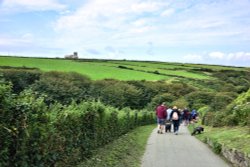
[156,102,167,134]
[170,106,180,135]
[183,108,190,126]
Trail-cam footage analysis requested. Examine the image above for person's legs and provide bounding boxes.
[159,119,165,134]
[161,120,165,133]
[173,121,176,132]
[173,120,179,134]
[156,118,160,133]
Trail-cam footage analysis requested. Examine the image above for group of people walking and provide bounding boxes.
[155,102,198,135]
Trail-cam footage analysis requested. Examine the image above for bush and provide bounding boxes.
[31,71,91,105]
[220,89,250,126]
[210,92,237,111]
[91,80,142,109]
[1,68,41,93]
[202,112,215,126]
[0,92,154,167]
[185,91,214,109]
[172,97,189,109]
[147,93,176,110]
[198,106,210,125]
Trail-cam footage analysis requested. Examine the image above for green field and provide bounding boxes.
[0,56,247,80]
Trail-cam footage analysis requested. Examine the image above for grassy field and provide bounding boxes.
[100,61,210,79]
[0,56,215,80]
[1,56,249,81]
[0,56,171,80]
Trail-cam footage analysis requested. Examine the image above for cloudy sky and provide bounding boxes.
[0,0,250,67]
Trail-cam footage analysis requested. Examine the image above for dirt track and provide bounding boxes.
[141,124,230,167]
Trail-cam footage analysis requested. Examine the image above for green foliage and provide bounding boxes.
[194,126,250,155]
[211,140,222,154]
[0,68,41,93]
[0,90,154,167]
[210,92,237,111]
[1,56,250,166]
[185,91,214,109]
[201,89,250,127]
[202,112,215,126]
[198,106,210,125]
[91,80,142,109]
[127,80,169,109]
[172,97,189,109]
[148,93,176,109]
[213,70,250,93]
[221,89,250,126]
[168,81,196,97]
[31,71,91,105]
[77,125,155,167]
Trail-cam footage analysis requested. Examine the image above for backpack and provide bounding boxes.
[172,112,179,120]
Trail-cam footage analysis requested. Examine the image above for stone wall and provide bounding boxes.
[206,138,250,167]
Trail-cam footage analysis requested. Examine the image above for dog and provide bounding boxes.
[165,120,172,132]
[191,126,204,136]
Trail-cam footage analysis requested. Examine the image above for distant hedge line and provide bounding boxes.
[0,86,154,167]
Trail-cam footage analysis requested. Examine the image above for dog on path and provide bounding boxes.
[191,126,204,136]
[165,120,172,132]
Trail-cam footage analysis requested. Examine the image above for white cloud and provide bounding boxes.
[0,35,33,46]
[132,19,147,27]
[161,9,175,17]
[131,2,162,13]
[52,0,250,50]
[1,0,250,67]
[208,51,250,62]
[182,54,204,63]
[209,52,225,59]
[227,52,250,61]
[1,0,65,13]
[53,0,165,50]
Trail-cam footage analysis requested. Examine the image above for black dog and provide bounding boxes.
[165,121,172,132]
[191,126,204,136]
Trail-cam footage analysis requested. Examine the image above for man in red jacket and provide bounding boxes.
[156,102,167,134]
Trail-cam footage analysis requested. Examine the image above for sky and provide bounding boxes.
[0,0,250,67]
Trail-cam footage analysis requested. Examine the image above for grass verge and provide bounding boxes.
[189,124,250,155]
[77,125,155,167]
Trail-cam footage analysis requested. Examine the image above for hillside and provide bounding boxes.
[2,56,248,81]
[0,55,250,167]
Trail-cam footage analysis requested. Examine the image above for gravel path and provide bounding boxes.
[141,124,230,167]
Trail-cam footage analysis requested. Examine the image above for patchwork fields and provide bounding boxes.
[0,56,247,80]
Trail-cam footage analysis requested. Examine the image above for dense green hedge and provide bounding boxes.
[200,89,250,128]
[0,87,154,167]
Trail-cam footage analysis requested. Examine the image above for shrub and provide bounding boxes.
[31,71,91,105]
[1,68,41,93]
[0,92,154,167]
[185,91,214,109]
[147,93,177,110]
[91,80,142,109]
[172,97,189,109]
[210,92,237,111]
[202,112,215,126]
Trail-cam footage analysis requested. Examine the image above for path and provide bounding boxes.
[141,124,230,167]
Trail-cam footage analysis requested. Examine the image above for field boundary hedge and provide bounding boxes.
[0,88,155,167]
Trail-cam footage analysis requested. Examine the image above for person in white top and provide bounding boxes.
[166,108,173,121]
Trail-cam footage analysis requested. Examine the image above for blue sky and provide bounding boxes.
[0,0,250,67]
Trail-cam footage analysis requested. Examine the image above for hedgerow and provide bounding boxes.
[0,86,154,167]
